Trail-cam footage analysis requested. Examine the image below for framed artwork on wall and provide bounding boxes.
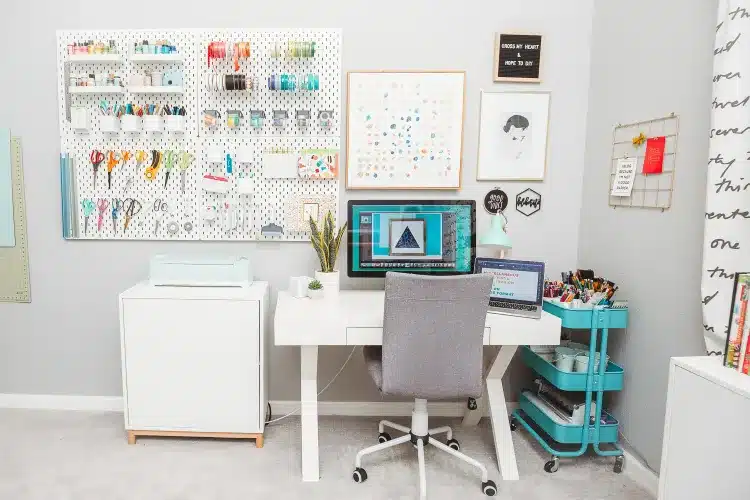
[476,90,550,181]
[494,33,543,83]
[346,70,465,190]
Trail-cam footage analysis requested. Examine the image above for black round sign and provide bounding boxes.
[483,188,509,214]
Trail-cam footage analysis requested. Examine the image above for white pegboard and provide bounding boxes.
[56,29,341,241]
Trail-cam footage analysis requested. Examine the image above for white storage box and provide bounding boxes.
[149,255,253,287]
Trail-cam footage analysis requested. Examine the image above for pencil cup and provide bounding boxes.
[143,115,163,133]
[100,115,120,133]
[121,115,142,132]
[164,115,186,133]
[554,346,578,373]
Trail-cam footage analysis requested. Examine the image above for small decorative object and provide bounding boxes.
[479,209,512,258]
[296,109,311,127]
[643,136,666,174]
[162,71,183,87]
[290,276,313,298]
[515,188,542,216]
[285,195,336,232]
[494,33,543,83]
[298,149,339,179]
[318,110,333,129]
[477,90,550,181]
[307,279,324,300]
[272,109,289,127]
[610,158,637,197]
[250,110,266,129]
[227,110,243,129]
[483,188,509,214]
[632,132,646,147]
[309,211,347,295]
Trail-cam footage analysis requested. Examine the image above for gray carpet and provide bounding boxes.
[0,409,652,499]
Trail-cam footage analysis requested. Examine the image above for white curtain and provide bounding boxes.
[702,0,750,354]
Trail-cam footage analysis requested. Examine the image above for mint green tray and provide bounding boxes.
[543,300,628,330]
[519,391,619,444]
[522,347,624,391]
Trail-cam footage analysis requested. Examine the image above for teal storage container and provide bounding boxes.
[519,391,619,444]
[521,347,624,392]
[542,300,628,329]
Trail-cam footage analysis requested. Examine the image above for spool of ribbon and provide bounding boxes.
[232,42,251,72]
[207,41,226,67]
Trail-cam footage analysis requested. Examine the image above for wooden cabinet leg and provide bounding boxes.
[255,435,264,448]
[127,431,137,445]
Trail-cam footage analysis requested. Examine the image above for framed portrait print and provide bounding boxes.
[476,91,550,181]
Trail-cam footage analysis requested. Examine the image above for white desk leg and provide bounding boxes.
[300,346,319,482]
[486,345,519,481]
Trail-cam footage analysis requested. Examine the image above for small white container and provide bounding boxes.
[143,115,163,132]
[150,71,163,86]
[164,115,186,132]
[315,270,340,295]
[71,106,89,131]
[574,353,610,373]
[100,115,120,133]
[121,115,142,132]
[554,346,578,372]
[307,287,324,300]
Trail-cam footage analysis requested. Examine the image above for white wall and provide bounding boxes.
[0,0,594,401]
[579,0,716,471]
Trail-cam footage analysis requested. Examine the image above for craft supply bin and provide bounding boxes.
[511,299,628,473]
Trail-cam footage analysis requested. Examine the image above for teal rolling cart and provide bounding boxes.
[511,300,628,474]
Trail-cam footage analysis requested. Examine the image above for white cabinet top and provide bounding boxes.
[673,356,750,399]
[121,281,268,301]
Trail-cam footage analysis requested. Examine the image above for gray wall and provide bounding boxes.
[0,1,594,401]
[579,0,716,471]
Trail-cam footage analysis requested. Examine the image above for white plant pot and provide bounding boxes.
[315,270,340,295]
[307,288,324,300]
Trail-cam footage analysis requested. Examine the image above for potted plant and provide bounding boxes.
[307,279,324,300]
[309,211,347,295]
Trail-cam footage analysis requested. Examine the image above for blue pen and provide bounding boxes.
[226,153,233,175]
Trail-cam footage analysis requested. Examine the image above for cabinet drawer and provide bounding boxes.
[347,327,490,345]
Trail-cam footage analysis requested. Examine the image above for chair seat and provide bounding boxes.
[363,346,383,390]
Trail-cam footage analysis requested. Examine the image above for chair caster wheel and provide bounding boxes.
[510,417,518,431]
[614,455,624,473]
[352,467,367,483]
[447,438,460,451]
[544,456,560,473]
[482,479,497,496]
[378,432,391,444]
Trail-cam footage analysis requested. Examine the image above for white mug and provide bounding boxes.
[289,276,312,298]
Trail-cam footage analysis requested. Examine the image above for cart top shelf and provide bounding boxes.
[543,299,628,330]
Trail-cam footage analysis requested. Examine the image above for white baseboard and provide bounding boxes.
[0,394,503,418]
[622,448,659,499]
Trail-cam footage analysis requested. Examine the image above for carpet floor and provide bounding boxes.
[0,409,653,499]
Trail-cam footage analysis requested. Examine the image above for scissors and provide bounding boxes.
[106,151,120,189]
[96,198,109,232]
[111,198,123,234]
[123,198,142,231]
[125,150,147,193]
[162,150,176,188]
[153,198,168,235]
[90,150,105,188]
[178,151,195,193]
[144,150,162,182]
[81,198,95,235]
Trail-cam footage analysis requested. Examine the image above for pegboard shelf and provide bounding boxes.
[67,54,123,63]
[131,53,183,63]
[129,86,184,94]
[69,86,125,94]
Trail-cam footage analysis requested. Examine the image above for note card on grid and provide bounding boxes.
[0,129,15,247]
[263,152,299,179]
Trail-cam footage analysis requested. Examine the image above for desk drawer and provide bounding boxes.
[347,327,490,345]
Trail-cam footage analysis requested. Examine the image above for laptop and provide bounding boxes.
[475,258,545,319]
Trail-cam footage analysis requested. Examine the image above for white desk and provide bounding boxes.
[274,290,562,482]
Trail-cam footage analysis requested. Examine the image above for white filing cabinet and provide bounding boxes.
[119,281,269,447]
[659,356,750,499]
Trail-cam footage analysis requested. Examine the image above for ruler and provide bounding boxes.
[0,137,30,302]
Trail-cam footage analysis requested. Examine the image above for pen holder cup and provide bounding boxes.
[100,115,120,133]
[143,115,163,133]
[164,115,186,133]
[121,115,142,133]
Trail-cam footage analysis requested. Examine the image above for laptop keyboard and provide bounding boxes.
[489,300,537,312]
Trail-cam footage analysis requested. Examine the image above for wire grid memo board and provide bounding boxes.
[609,113,679,210]
[55,29,341,242]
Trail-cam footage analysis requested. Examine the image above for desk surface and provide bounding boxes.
[274,290,562,346]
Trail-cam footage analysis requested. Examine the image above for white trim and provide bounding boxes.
[0,394,512,418]
[622,448,659,499]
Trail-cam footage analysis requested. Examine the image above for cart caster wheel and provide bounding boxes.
[544,456,560,473]
[614,455,624,474]
[352,467,367,483]
[447,438,460,451]
[482,479,497,496]
[378,432,392,444]
[510,417,518,432]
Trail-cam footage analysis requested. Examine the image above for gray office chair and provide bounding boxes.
[352,272,497,498]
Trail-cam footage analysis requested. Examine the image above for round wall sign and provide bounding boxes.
[483,188,509,214]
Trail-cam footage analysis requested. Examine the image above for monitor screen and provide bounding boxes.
[475,258,545,305]
[347,200,476,278]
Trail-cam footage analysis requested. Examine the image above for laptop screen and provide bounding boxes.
[475,258,545,306]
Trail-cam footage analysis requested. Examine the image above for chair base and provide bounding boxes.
[353,398,497,498]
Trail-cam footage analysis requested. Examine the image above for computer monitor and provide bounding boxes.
[347,200,476,278]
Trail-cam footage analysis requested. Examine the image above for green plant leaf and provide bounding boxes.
[309,216,328,271]
[324,212,335,271]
